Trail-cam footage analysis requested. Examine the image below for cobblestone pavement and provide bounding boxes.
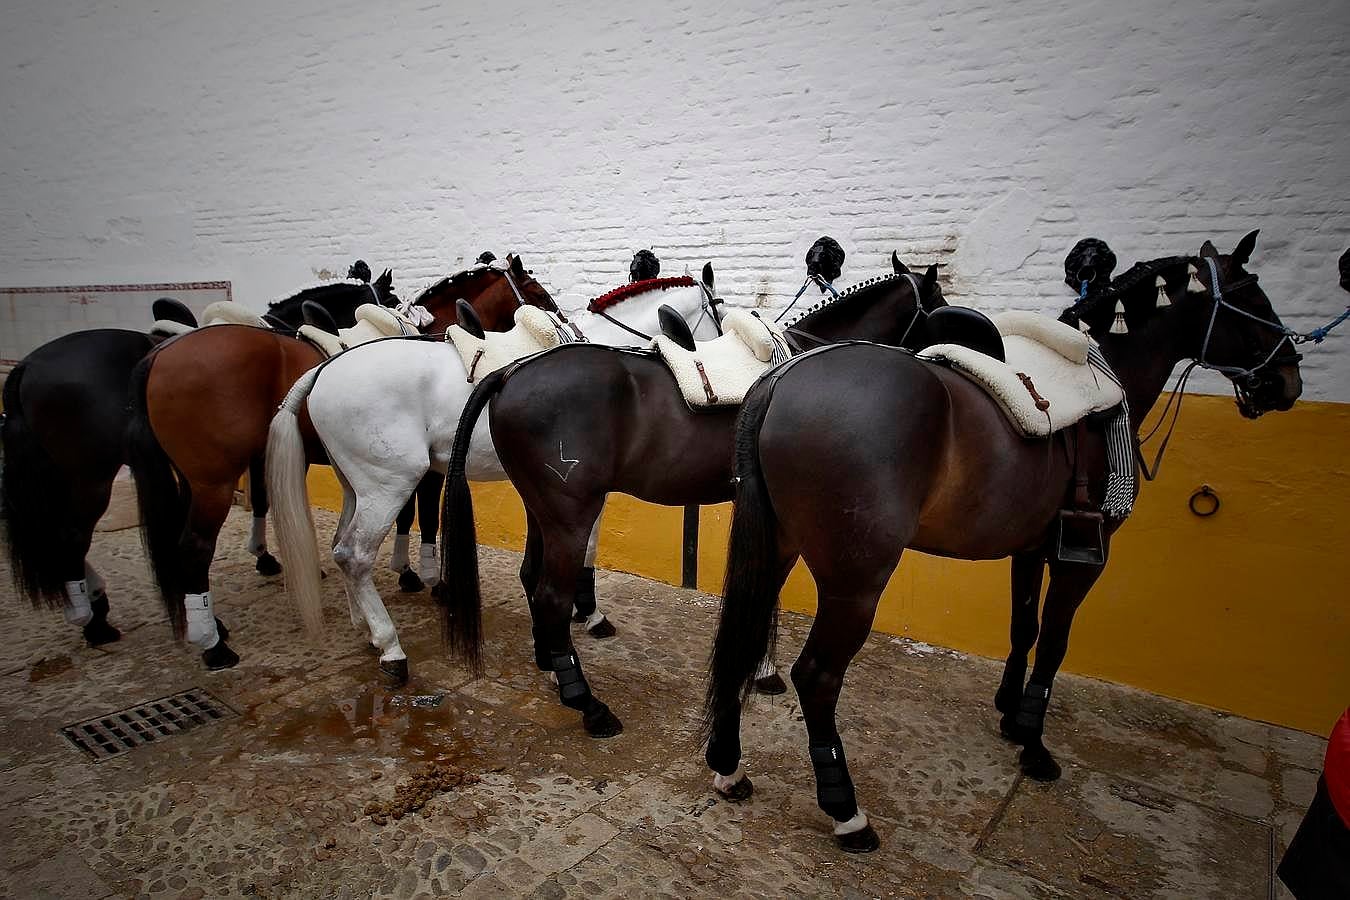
[0,505,1325,898]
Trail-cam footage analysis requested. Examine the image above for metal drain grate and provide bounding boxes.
[61,688,237,761]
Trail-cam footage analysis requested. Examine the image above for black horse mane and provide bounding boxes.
[1060,255,1194,331]
[785,272,908,329]
[267,281,373,320]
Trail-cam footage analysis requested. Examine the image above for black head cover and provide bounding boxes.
[1063,238,1116,292]
[151,297,197,328]
[806,236,845,287]
[348,260,372,283]
[1339,247,1350,292]
[658,303,696,351]
[456,299,485,339]
[630,249,661,282]
[302,300,340,335]
[477,251,497,266]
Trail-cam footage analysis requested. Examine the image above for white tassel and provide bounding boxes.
[1110,300,1128,334]
[1187,264,1206,294]
[1077,317,1092,335]
[1155,275,1171,308]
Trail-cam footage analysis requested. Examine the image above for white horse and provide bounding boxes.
[266,267,724,683]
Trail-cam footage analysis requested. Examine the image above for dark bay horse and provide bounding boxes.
[126,255,557,670]
[701,233,1303,852]
[440,259,948,738]
[0,268,396,644]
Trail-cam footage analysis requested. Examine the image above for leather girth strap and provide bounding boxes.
[1071,419,1092,510]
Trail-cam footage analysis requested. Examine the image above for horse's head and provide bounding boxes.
[1182,231,1302,417]
[787,258,942,349]
[415,253,558,335]
[371,268,397,307]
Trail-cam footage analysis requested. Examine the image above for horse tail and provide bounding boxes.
[0,364,70,608]
[439,367,508,675]
[125,354,190,636]
[266,366,325,638]
[701,378,784,741]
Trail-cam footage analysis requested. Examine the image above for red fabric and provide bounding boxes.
[1327,707,1350,827]
[587,276,696,313]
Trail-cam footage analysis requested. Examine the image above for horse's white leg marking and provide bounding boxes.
[247,515,268,556]
[183,592,220,650]
[418,542,439,586]
[389,533,410,572]
[754,657,777,680]
[713,765,746,793]
[63,579,92,626]
[833,810,870,836]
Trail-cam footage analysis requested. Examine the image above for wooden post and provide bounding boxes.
[681,504,699,589]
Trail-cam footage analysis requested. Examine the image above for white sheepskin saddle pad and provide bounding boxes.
[446,305,577,383]
[919,310,1123,437]
[201,301,268,328]
[149,319,195,337]
[653,309,789,408]
[298,303,420,358]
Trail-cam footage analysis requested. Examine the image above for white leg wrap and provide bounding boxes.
[754,658,777,680]
[418,542,439,586]
[713,765,746,793]
[247,516,267,556]
[584,513,601,567]
[583,610,607,632]
[388,534,410,572]
[184,592,220,650]
[833,810,869,836]
[64,579,92,626]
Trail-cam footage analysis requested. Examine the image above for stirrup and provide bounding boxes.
[1055,509,1105,566]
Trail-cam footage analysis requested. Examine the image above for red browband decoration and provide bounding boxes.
[587,276,697,313]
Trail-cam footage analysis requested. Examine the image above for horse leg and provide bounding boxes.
[334,493,417,686]
[1010,557,1106,782]
[64,476,120,645]
[328,464,365,631]
[791,572,890,853]
[996,550,1046,733]
[519,510,542,604]
[531,505,621,737]
[571,505,616,639]
[247,457,282,576]
[415,470,444,588]
[179,483,240,671]
[391,493,422,593]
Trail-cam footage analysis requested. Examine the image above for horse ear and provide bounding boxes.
[1232,229,1259,267]
[701,262,715,291]
[921,264,938,290]
[1199,240,1220,260]
[509,254,527,276]
[892,251,909,275]
[376,269,393,290]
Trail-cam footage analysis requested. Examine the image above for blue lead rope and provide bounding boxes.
[1300,307,1350,344]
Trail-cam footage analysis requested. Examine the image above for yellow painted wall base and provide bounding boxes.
[306,396,1350,735]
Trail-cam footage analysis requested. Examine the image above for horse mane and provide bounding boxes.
[1060,255,1193,329]
[413,267,493,307]
[266,280,370,318]
[785,272,908,329]
[588,276,697,313]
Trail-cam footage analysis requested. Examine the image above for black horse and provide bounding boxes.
[0,267,397,643]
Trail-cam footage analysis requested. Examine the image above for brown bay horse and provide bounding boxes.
[440,259,950,738]
[701,232,1304,852]
[127,255,558,670]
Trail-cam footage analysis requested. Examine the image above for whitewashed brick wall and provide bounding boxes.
[1,0,1346,397]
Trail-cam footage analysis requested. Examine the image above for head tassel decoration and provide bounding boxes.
[1155,275,1171,308]
[1110,299,1129,334]
[1187,263,1206,294]
[1078,315,1093,335]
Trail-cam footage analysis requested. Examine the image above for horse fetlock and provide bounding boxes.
[62,579,93,626]
[712,766,754,801]
[550,651,591,710]
[809,741,859,822]
[1014,682,1052,735]
[247,515,268,556]
[418,543,439,586]
[573,567,597,617]
[388,533,411,572]
[705,731,743,777]
[183,592,220,650]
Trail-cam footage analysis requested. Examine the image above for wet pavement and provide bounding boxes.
[0,505,1326,898]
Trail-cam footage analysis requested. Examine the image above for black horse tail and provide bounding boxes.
[125,354,189,637]
[0,364,70,608]
[439,367,509,675]
[700,378,784,742]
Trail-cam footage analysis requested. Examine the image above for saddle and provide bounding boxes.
[149,298,199,337]
[446,304,580,383]
[201,300,269,329]
[919,310,1123,438]
[653,307,790,408]
[297,303,420,358]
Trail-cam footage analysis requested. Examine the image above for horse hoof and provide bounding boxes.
[397,568,424,593]
[587,617,617,640]
[571,609,587,623]
[583,704,623,738]
[715,775,754,802]
[215,618,231,642]
[202,640,240,671]
[255,552,282,577]
[1019,745,1062,782]
[380,658,410,687]
[83,620,122,647]
[753,673,787,695]
[836,824,880,854]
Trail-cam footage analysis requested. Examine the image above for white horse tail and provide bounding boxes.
[267,366,325,638]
